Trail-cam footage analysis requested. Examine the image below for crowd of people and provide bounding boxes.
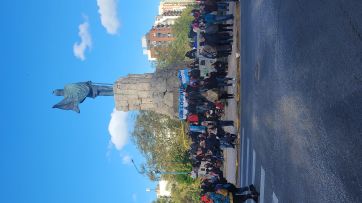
[179,0,260,202]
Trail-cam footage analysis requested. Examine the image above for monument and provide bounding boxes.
[52,81,114,113]
[113,68,179,118]
[53,69,180,118]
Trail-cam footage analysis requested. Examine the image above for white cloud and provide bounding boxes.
[73,19,92,60]
[97,0,120,34]
[121,154,132,165]
[108,108,129,150]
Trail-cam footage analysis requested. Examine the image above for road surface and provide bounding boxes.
[239,0,362,202]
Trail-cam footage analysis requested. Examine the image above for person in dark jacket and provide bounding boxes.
[185,49,197,59]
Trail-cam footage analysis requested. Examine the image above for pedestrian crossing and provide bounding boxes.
[260,167,265,203]
[240,127,245,184]
[272,192,279,203]
[240,128,279,203]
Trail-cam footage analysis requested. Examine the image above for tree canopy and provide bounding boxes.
[131,111,201,202]
[131,111,190,180]
[155,7,194,69]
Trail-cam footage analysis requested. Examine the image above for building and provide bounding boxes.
[156,180,171,198]
[159,0,195,14]
[142,24,174,61]
[154,10,183,26]
[142,0,195,61]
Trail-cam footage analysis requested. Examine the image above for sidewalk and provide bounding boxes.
[223,1,241,186]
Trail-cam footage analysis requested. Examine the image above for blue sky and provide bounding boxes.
[0,0,161,202]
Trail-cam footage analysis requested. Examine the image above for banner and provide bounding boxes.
[178,69,190,119]
[178,69,190,87]
[178,87,188,120]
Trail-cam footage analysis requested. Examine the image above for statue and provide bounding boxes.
[53,81,114,113]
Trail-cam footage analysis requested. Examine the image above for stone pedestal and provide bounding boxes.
[113,69,180,118]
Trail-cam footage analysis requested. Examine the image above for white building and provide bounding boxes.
[156,180,171,198]
[159,0,195,15]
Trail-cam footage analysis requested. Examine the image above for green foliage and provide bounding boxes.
[171,179,202,203]
[155,7,194,69]
[152,197,172,203]
[131,111,189,177]
[131,110,201,202]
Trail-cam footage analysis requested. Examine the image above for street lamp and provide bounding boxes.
[146,188,157,192]
[131,159,144,174]
[131,159,190,178]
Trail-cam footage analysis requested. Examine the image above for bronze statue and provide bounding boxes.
[53,81,113,113]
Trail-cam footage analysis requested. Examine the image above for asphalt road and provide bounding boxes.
[239,0,362,202]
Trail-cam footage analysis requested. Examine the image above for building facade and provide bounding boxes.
[156,180,171,198]
[142,25,174,60]
[159,0,195,14]
[142,0,195,61]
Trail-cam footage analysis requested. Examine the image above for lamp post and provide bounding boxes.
[146,188,157,192]
[131,159,190,177]
[131,159,144,174]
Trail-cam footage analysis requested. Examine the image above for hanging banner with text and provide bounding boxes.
[178,87,188,120]
[178,69,190,120]
[178,69,190,88]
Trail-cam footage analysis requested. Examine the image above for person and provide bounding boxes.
[200,44,218,58]
[216,183,260,202]
[202,120,234,130]
[203,76,232,90]
[219,137,235,148]
[219,93,234,100]
[216,45,233,57]
[205,24,233,34]
[203,12,234,24]
[188,25,197,38]
[201,33,233,47]
[212,61,229,72]
[201,192,230,203]
[200,2,229,13]
[203,32,233,43]
[52,81,113,113]
[218,120,234,127]
[189,125,207,133]
[185,49,197,59]
[187,113,199,124]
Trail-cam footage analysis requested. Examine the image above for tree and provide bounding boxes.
[131,111,201,201]
[170,179,201,203]
[155,7,194,69]
[152,197,172,203]
[131,111,190,177]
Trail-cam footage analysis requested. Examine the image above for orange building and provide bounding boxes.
[143,25,175,60]
[142,0,195,61]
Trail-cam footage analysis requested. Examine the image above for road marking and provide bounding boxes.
[245,138,250,184]
[252,149,256,183]
[240,128,245,185]
[260,167,265,203]
[272,192,279,203]
[246,150,256,203]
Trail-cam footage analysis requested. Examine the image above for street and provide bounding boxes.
[239,0,362,202]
